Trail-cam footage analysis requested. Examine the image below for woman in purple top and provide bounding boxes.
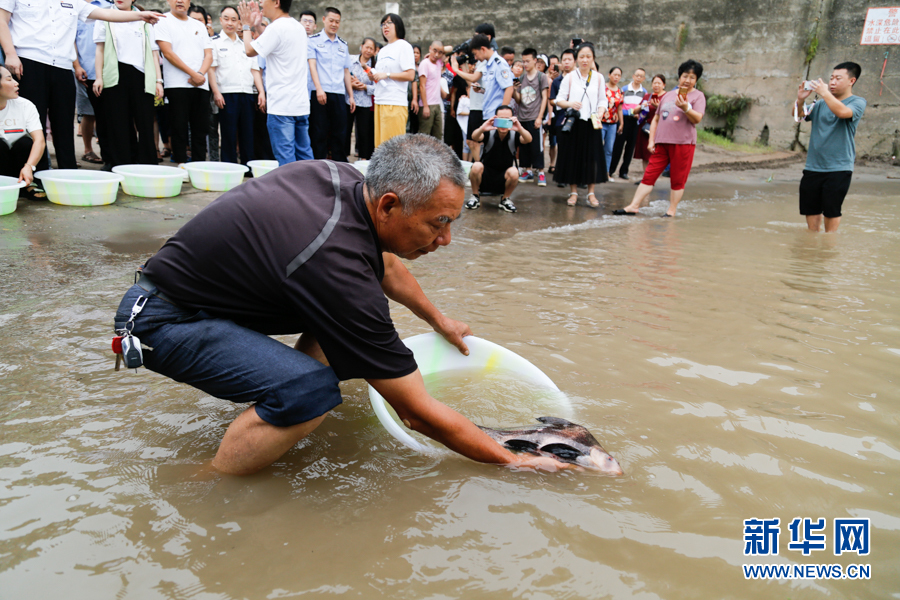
[615,60,705,217]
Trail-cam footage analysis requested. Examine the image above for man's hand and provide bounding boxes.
[422,104,430,118]
[316,89,327,105]
[410,99,419,114]
[214,91,225,109]
[617,123,623,134]
[508,454,580,472]
[189,71,206,87]
[481,115,497,132]
[74,64,87,84]
[433,316,472,355]
[510,116,523,132]
[18,164,33,186]
[5,54,23,78]
[257,92,266,112]
[797,79,820,102]
[237,0,261,28]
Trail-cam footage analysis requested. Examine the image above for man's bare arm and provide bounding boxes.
[381,252,471,354]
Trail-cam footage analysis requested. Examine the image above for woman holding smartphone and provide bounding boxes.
[615,60,705,217]
[553,43,607,207]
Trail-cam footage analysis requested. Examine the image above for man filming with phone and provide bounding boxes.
[465,106,531,213]
[794,62,866,233]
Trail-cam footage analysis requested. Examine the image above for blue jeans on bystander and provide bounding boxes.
[267,114,314,166]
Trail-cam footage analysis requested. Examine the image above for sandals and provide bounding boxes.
[22,185,47,201]
[81,151,103,164]
[566,192,578,206]
[586,192,600,208]
[612,208,638,216]
[548,166,556,174]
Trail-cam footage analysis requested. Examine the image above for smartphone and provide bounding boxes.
[494,117,513,129]
[803,80,817,91]
[678,86,689,99]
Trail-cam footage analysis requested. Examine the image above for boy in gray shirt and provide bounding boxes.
[795,61,866,233]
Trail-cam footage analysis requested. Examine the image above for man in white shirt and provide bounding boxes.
[238,0,311,166]
[609,67,647,181]
[307,7,354,161]
[0,0,160,177]
[209,5,265,166]
[155,0,213,166]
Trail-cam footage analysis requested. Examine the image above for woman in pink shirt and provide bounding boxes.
[615,60,705,217]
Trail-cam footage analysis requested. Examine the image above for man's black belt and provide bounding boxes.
[135,271,177,305]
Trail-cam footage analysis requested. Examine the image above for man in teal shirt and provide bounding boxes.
[795,62,866,233]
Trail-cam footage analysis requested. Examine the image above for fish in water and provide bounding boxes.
[479,416,624,475]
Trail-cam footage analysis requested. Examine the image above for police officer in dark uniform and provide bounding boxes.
[307,6,355,160]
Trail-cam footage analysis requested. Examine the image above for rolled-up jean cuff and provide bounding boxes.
[114,284,342,427]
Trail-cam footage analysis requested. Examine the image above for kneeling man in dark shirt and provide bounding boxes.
[114,134,566,474]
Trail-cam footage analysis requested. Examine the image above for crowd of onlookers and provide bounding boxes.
[1,0,706,214]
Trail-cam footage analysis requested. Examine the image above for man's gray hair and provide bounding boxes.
[365,134,466,215]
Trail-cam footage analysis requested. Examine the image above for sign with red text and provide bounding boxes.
[861,7,900,44]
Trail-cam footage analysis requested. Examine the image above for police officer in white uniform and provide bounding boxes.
[450,33,513,121]
[307,6,354,161]
[209,5,264,166]
[0,0,160,178]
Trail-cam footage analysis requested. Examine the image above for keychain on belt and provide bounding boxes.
[112,295,148,371]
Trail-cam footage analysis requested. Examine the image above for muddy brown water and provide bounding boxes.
[1,168,898,599]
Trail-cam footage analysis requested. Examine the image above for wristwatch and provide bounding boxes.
[242,24,251,31]
[23,163,34,172]
[156,78,163,83]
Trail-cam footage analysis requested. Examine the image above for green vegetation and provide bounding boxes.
[697,129,771,154]
[805,29,819,66]
[704,94,753,139]
[677,23,689,52]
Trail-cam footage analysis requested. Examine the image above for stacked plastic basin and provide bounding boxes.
[112,165,186,198]
[0,176,27,216]
[34,170,123,206]
[184,162,248,192]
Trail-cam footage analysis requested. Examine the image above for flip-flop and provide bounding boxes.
[81,152,103,164]
[661,213,673,218]
[612,209,638,215]
[22,185,47,200]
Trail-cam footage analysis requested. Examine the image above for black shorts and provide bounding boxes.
[467,110,484,141]
[481,164,510,195]
[799,170,852,219]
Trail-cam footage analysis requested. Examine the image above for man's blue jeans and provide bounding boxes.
[602,122,617,175]
[267,114,314,166]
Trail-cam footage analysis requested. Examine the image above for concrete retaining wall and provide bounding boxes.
[150,0,900,156]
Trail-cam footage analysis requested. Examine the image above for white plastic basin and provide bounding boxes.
[460,160,473,175]
[368,332,570,452]
[352,160,369,176]
[112,164,186,198]
[247,160,279,178]
[0,176,26,216]
[35,170,123,206]
[184,161,249,192]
